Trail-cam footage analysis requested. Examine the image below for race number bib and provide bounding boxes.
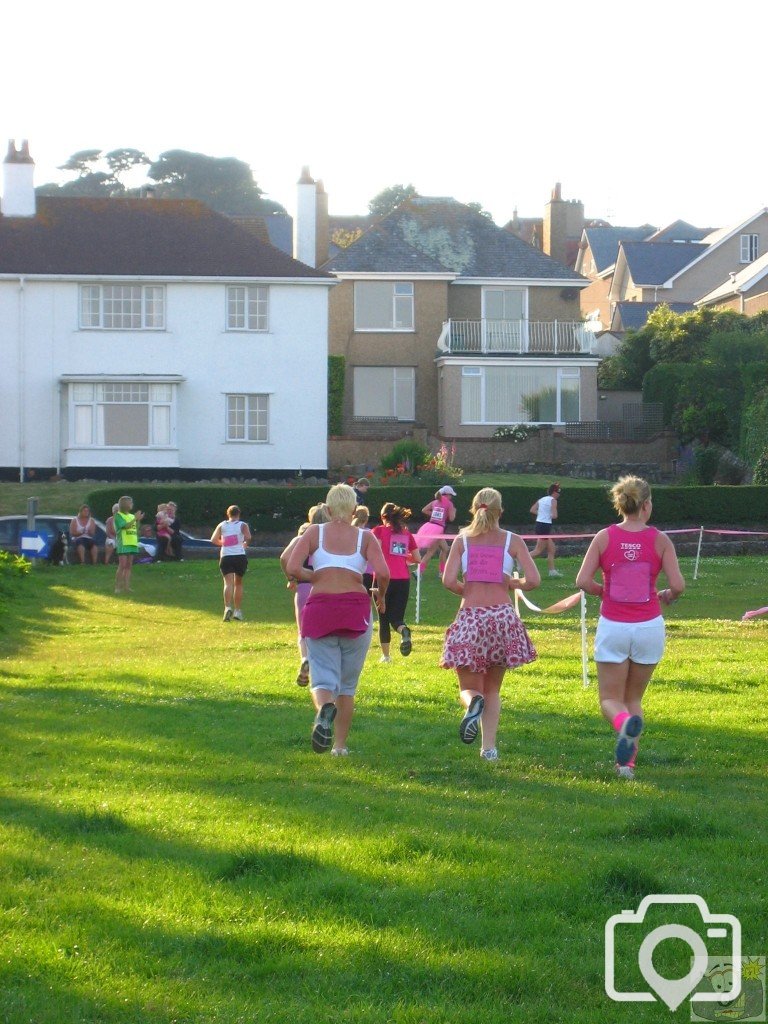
[390,534,409,556]
[465,545,505,583]
[608,561,652,603]
[430,506,446,524]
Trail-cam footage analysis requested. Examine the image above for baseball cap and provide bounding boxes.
[438,486,457,496]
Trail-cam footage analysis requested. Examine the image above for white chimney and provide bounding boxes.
[2,139,36,217]
[293,166,317,267]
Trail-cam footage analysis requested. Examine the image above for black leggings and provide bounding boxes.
[379,577,410,643]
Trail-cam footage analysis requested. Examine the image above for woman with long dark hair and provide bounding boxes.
[371,502,421,662]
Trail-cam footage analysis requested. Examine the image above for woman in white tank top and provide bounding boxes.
[286,484,390,755]
[529,483,562,578]
[210,505,252,622]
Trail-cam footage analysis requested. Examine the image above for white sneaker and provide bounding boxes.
[616,765,635,780]
[379,655,392,663]
[548,569,563,578]
[232,609,243,621]
[331,747,349,756]
[222,607,233,622]
[480,748,499,762]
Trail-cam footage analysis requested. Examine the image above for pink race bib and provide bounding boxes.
[223,533,239,547]
[390,534,409,556]
[608,561,652,603]
[465,544,505,583]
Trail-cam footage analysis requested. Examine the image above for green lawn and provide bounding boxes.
[0,557,765,1023]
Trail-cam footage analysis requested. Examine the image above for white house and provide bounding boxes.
[0,142,335,481]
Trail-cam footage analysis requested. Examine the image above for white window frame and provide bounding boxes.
[353,366,415,421]
[226,285,270,332]
[740,233,759,264]
[460,365,580,425]
[68,380,176,449]
[79,284,166,330]
[225,393,270,443]
[354,281,415,332]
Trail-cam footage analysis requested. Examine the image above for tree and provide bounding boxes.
[147,150,285,215]
[466,201,493,219]
[58,149,103,176]
[105,148,150,181]
[331,227,364,249]
[368,183,418,217]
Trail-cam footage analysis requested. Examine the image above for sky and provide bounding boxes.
[3,0,765,232]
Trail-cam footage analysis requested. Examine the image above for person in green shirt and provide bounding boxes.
[114,495,144,594]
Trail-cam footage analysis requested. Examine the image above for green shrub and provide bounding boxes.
[86,483,768,532]
[742,388,768,466]
[692,444,720,485]
[327,355,345,436]
[754,450,768,485]
[380,439,431,474]
[0,549,30,600]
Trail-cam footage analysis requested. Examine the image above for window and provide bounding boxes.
[226,394,269,442]
[70,382,174,447]
[740,234,759,264]
[227,286,269,331]
[353,367,415,420]
[79,285,165,329]
[354,282,414,331]
[460,366,580,424]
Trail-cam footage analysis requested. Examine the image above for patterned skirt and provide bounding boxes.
[441,604,537,674]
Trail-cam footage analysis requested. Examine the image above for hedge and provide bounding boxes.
[86,484,768,533]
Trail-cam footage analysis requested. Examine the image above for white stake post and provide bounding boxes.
[415,564,422,624]
[693,525,704,581]
[513,572,521,618]
[580,591,589,687]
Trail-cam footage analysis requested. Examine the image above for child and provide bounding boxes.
[104,502,119,565]
[155,503,174,560]
[114,496,144,595]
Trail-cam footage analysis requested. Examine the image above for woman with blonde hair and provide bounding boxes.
[576,475,684,780]
[287,484,390,755]
[281,503,330,686]
[441,488,539,761]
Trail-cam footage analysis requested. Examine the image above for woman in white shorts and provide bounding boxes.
[576,476,685,779]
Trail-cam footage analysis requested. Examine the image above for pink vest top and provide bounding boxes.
[599,524,662,623]
[429,498,452,527]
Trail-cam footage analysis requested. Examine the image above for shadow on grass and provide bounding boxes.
[0,566,82,659]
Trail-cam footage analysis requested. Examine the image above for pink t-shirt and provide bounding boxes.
[371,525,418,580]
[428,497,454,529]
[599,524,662,623]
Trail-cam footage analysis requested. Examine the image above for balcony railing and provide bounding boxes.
[437,319,596,355]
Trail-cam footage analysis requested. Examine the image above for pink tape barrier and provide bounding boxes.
[436,527,768,542]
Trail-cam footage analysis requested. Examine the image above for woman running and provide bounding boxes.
[529,483,562,578]
[280,503,330,686]
[415,486,457,577]
[114,496,144,594]
[211,505,252,622]
[286,484,389,755]
[441,488,539,761]
[576,475,685,780]
[371,502,421,662]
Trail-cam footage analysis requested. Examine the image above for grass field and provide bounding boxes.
[1,556,766,1023]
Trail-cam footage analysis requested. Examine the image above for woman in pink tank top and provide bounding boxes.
[440,487,540,761]
[576,476,685,780]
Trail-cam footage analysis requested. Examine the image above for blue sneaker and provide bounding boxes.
[615,715,643,767]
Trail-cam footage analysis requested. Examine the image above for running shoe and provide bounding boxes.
[480,748,499,762]
[459,695,485,744]
[331,747,349,757]
[379,655,392,663]
[616,765,635,780]
[399,626,412,657]
[548,569,563,578]
[311,702,337,753]
[615,714,643,766]
[222,607,233,622]
[232,610,243,621]
[296,658,310,687]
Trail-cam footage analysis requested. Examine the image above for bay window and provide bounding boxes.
[70,381,174,447]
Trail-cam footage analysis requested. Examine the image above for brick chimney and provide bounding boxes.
[543,182,584,268]
[2,139,36,217]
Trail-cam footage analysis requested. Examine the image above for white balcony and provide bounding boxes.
[437,319,596,355]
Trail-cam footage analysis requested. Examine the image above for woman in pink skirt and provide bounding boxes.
[441,487,540,761]
[415,486,457,577]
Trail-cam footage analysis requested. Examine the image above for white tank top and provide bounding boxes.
[536,495,555,524]
[219,520,247,557]
[311,523,367,575]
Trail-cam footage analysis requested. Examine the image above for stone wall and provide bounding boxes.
[328,427,678,481]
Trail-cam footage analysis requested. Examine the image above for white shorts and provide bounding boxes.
[105,537,116,548]
[594,615,665,665]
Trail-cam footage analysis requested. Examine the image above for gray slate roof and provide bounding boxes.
[647,220,714,242]
[322,198,585,280]
[583,225,656,273]
[613,301,695,332]
[621,241,708,286]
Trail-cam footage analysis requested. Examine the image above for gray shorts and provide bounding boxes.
[306,622,373,697]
